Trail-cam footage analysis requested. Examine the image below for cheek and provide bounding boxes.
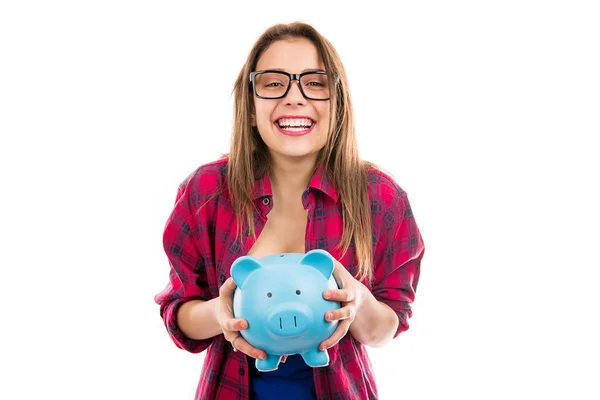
[254,103,274,128]
[256,119,274,142]
[316,105,331,135]
[315,104,330,123]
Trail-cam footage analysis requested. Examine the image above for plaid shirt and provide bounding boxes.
[155,158,425,400]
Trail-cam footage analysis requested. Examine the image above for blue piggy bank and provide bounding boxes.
[231,249,341,372]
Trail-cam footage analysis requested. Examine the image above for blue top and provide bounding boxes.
[249,355,316,400]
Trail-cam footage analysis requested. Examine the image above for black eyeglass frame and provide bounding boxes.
[249,70,339,101]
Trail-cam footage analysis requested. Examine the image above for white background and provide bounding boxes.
[1,1,599,399]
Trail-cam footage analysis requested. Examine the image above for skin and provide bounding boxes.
[177,38,400,363]
[252,38,330,164]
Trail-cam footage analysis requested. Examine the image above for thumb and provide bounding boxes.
[220,277,237,299]
[228,277,237,289]
[332,261,345,289]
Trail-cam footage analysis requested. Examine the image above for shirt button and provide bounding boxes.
[219,275,226,283]
[238,368,245,376]
[262,197,270,205]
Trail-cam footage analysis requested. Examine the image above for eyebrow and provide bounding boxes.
[267,68,325,73]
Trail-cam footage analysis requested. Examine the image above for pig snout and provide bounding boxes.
[266,303,314,337]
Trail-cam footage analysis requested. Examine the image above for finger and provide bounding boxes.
[323,289,354,302]
[223,317,248,332]
[218,279,237,320]
[219,277,236,299]
[233,336,267,360]
[320,319,351,350]
[325,304,355,322]
[332,260,346,288]
[223,327,245,343]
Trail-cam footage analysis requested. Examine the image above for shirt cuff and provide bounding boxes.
[383,299,413,339]
[160,298,213,353]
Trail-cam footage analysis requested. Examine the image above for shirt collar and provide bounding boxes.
[252,163,338,202]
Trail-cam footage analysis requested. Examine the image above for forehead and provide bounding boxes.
[256,38,325,72]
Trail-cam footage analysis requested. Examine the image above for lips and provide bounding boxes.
[274,116,316,136]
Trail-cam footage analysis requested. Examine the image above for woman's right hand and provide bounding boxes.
[217,277,267,360]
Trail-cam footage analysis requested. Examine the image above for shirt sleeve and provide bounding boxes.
[371,183,425,339]
[154,181,213,353]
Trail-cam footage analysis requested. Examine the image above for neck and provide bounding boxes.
[268,153,317,200]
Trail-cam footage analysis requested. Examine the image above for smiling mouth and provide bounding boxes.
[275,117,314,133]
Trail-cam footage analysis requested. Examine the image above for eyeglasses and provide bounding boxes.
[249,70,338,101]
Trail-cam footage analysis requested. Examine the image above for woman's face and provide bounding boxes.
[252,38,330,163]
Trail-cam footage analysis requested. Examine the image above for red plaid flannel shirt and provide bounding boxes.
[155,158,425,400]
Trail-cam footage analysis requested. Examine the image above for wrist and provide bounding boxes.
[209,297,220,327]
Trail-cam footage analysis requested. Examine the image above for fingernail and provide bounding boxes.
[326,312,332,320]
[324,291,330,299]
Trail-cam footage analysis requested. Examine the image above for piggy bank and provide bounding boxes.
[231,249,341,372]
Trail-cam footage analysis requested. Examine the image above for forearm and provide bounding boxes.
[350,290,399,348]
[176,298,222,340]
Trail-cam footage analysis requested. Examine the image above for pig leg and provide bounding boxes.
[255,354,282,372]
[301,348,330,367]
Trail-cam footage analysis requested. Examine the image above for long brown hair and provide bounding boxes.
[226,22,375,281]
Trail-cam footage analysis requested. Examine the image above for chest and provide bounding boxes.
[247,208,308,258]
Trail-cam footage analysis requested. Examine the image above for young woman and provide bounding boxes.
[155,22,425,400]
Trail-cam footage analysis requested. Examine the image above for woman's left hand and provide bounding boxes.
[319,259,368,351]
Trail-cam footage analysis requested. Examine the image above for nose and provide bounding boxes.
[266,303,313,337]
[284,79,306,105]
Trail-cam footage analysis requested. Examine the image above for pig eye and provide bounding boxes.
[296,290,301,295]
[267,292,272,298]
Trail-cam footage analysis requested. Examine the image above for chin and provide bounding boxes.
[273,147,321,160]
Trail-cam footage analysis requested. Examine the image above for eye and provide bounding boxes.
[267,292,272,298]
[296,290,301,295]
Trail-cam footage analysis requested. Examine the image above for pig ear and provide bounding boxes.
[300,250,335,278]
[230,256,262,288]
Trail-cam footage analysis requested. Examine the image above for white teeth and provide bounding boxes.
[282,126,309,132]
[277,118,313,128]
